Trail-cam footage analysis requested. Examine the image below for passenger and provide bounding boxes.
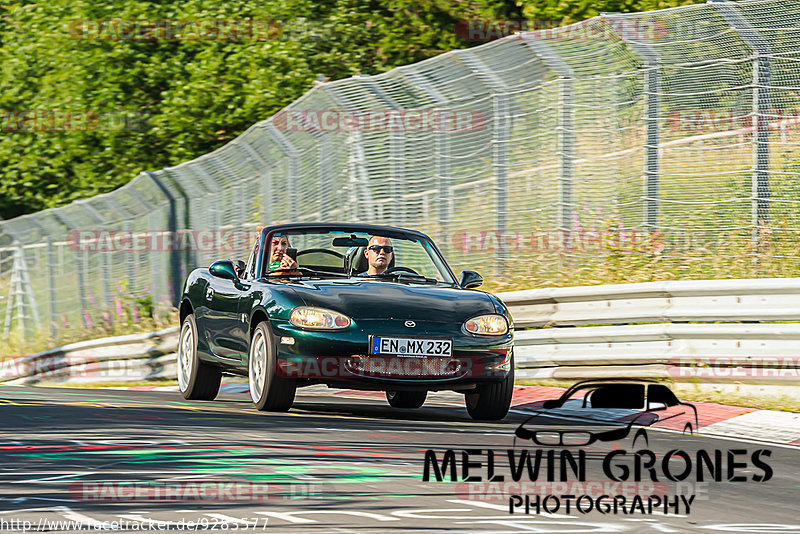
[268,235,300,275]
[361,236,393,276]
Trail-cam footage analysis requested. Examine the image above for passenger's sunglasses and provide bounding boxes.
[367,245,394,254]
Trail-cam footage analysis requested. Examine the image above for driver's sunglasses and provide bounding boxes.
[367,245,393,254]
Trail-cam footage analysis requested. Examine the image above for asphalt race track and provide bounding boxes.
[1,385,799,533]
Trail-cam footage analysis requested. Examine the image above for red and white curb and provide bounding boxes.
[110,382,800,446]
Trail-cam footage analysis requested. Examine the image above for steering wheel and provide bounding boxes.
[382,266,419,276]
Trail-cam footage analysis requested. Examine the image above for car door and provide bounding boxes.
[203,275,245,361]
[200,240,256,361]
[230,238,263,358]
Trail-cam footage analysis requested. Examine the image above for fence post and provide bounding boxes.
[399,70,453,250]
[712,0,772,248]
[3,245,39,339]
[147,210,163,307]
[644,62,660,230]
[265,125,299,220]
[389,129,405,226]
[124,186,158,305]
[1,257,12,337]
[261,166,273,225]
[524,40,575,249]
[492,92,510,267]
[104,197,137,306]
[235,143,273,226]
[434,129,451,255]
[319,134,332,221]
[320,83,382,223]
[356,76,406,226]
[604,15,662,230]
[77,200,113,315]
[342,130,377,223]
[26,219,56,338]
[49,211,88,327]
[46,239,56,336]
[457,52,512,270]
[145,171,181,307]
[11,248,25,337]
[163,168,200,279]
[182,165,222,263]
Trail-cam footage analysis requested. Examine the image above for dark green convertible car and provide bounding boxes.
[177,223,514,420]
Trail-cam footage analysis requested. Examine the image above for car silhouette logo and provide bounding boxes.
[405,321,416,327]
[513,379,698,447]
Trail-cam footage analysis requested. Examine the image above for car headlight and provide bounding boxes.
[534,432,562,446]
[464,314,508,335]
[290,306,352,330]
[561,432,592,446]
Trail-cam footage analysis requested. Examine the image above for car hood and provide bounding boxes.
[286,279,497,321]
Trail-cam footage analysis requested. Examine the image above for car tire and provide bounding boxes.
[386,390,427,409]
[177,314,221,400]
[249,321,296,412]
[465,361,514,420]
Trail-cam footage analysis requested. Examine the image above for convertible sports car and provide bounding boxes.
[177,223,515,420]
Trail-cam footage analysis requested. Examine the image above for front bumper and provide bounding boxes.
[269,318,513,390]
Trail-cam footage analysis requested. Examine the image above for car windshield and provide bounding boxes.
[554,383,647,411]
[264,229,457,285]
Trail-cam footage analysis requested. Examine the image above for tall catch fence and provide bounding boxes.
[2,0,800,341]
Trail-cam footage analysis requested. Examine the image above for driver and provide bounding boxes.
[268,235,300,275]
[361,236,393,276]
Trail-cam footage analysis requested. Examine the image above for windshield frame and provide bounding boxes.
[258,224,457,284]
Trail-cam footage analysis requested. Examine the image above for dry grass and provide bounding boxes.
[0,305,178,361]
[478,226,800,293]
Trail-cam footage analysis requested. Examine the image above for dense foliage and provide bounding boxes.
[0,0,700,219]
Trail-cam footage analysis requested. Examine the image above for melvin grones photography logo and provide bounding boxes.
[422,380,774,517]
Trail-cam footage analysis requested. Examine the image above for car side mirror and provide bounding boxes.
[459,270,483,289]
[542,399,562,409]
[210,260,239,281]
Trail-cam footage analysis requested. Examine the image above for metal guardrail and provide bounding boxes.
[2,278,800,385]
[501,278,800,327]
[0,327,178,385]
[506,278,800,382]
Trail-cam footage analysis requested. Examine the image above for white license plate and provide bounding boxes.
[370,336,452,357]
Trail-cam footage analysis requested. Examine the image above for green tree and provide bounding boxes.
[0,0,703,219]
[518,0,702,24]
